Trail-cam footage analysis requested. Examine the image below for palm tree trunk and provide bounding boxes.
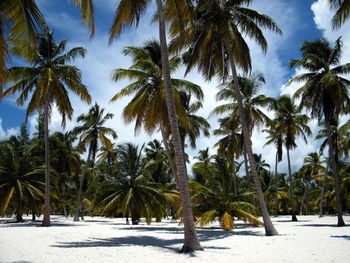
[229,56,277,236]
[155,0,202,252]
[42,101,51,226]
[160,121,178,183]
[275,152,279,217]
[16,197,24,223]
[319,162,329,217]
[232,159,237,197]
[243,150,252,192]
[325,119,345,226]
[286,147,297,221]
[74,149,92,222]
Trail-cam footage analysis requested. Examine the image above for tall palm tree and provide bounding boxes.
[169,0,281,236]
[300,152,326,215]
[3,31,91,226]
[72,103,117,221]
[273,95,311,221]
[108,0,203,251]
[329,0,350,29]
[316,120,349,216]
[289,37,350,226]
[212,73,271,192]
[263,119,283,216]
[71,0,201,250]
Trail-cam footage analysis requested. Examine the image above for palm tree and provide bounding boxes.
[300,152,326,215]
[49,132,82,217]
[3,31,91,226]
[64,0,201,249]
[316,120,349,216]
[213,116,243,196]
[0,134,43,222]
[169,0,282,236]
[273,95,311,221]
[108,0,203,251]
[213,73,271,192]
[263,119,283,216]
[191,155,263,230]
[0,0,46,90]
[289,37,350,226]
[111,40,204,184]
[97,143,166,224]
[329,0,350,29]
[72,103,117,221]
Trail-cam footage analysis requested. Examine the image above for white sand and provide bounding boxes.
[0,215,349,263]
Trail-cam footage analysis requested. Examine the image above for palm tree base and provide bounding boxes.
[73,215,80,222]
[180,244,203,253]
[337,216,346,226]
[291,214,298,222]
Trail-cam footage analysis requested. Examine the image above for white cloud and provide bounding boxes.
[0,119,19,140]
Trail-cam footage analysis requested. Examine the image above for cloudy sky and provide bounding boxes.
[0,0,349,175]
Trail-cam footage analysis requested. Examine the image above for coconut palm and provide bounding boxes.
[72,103,117,221]
[329,0,350,29]
[0,135,43,222]
[213,73,271,195]
[316,120,349,216]
[191,155,263,230]
[97,143,166,224]
[111,40,204,236]
[300,152,326,215]
[169,0,281,236]
[289,37,350,226]
[108,0,203,251]
[263,119,283,215]
[273,95,311,221]
[3,31,91,226]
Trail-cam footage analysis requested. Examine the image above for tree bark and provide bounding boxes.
[155,0,202,252]
[16,198,24,223]
[229,56,278,236]
[325,118,345,226]
[286,147,298,221]
[160,121,178,184]
[74,149,92,222]
[42,101,51,226]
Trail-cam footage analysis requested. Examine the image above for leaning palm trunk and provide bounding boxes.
[319,162,329,217]
[325,118,345,226]
[74,149,92,222]
[286,147,298,221]
[160,121,178,183]
[42,101,51,226]
[155,0,202,252]
[229,56,278,236]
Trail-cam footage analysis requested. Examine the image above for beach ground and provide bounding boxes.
[0,215,349,263]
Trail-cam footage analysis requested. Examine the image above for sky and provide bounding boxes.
[0,0,349,175]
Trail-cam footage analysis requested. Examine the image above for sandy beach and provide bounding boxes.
[0,215,349,263]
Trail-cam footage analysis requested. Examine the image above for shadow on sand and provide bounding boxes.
[298,224,349,228]
[52,226,263,253]
[330,235,350,240]
[0,220,83,228]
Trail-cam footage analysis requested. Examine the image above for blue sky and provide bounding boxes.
[0,0,349,174]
